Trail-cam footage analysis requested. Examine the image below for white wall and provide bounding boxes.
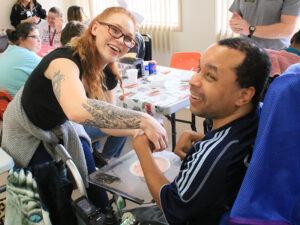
[65,0,217,66]
[154,0,217,66]
[0,0,68,30]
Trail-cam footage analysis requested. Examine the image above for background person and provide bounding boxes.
[229,0,300,50]
[285,29,300,56]
[0,22,41,97]
[60,21,85,46]
[37,6,63,48]
[10,0,46,28]
[67,5,89,24]
[131,38,271,225]
[60,20,128,161]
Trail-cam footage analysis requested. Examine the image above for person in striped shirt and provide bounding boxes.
[131,38,271,225]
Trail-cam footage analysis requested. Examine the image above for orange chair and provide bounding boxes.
[170,52,201,72]
[0,89,12,121]
[168,52,201,148]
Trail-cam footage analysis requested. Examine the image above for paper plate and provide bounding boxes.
[129,157,170,177]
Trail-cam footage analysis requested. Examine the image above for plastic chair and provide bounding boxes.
[224,64,300,225]
[0,89,13,121]
[170,52,201,72]
[167,52,201,149]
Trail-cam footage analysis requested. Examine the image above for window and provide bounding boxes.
[215,0,236,40]
[90,0,181,30]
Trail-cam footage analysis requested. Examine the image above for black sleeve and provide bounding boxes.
[104,67,118,90]
[10,4,23,28]
[35,2,46,19]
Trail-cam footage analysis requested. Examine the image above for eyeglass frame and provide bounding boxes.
[27,35,41,40]
[97,21,136,49]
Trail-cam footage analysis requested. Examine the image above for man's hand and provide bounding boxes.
[229,12,250,36]
[133,134,153,154]
[174,130,204,160]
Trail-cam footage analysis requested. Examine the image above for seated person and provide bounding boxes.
[0,22,41,97]
[60,21,86,46]
[67,5,90,26]
[10,0,46,28]
[285,29,300,56]
[266,48,300,77]
[131,37,271,225]
[2,7,167,213]
[37,7,63,48]
[60,20,128,161]
[264,30,300,77]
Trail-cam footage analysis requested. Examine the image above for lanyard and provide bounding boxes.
[48,26,56,46]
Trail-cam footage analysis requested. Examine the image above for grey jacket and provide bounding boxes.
[1,88,91,185]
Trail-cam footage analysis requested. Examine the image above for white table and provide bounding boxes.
[116,66,195,149]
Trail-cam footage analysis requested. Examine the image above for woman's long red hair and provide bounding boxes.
[70,7,136,100]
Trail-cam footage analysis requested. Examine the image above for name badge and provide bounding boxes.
[244,0,255,2]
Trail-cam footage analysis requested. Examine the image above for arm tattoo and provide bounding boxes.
[52,70,65,101]
[82,99,143,129]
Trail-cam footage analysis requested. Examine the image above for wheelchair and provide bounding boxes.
[0,144,164,225]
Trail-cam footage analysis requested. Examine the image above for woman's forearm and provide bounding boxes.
[100,128,142,137]
[81,98,147,130]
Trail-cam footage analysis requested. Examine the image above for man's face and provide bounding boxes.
[189,44,246,120]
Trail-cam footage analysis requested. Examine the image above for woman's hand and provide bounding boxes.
[140,114,168,151]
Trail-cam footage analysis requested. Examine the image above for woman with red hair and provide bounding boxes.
[2,7,167,210]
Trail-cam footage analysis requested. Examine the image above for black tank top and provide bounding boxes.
[21,47,118,130]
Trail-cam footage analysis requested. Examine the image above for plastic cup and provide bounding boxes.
[124,68,138,86]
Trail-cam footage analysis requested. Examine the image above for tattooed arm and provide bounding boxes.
[44,58,168,150]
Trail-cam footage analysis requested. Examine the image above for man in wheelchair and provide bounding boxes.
[131,38,271,225]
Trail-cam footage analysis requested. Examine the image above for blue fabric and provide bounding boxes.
[228,64,300,225]
[284,47,300,57]
[84,125,127,159]
[0,45,41,96]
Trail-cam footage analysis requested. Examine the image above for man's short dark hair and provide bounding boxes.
[218,38,271,107]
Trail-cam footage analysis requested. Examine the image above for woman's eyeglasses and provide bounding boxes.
[97,21,136,48]
[27,35,41,40]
